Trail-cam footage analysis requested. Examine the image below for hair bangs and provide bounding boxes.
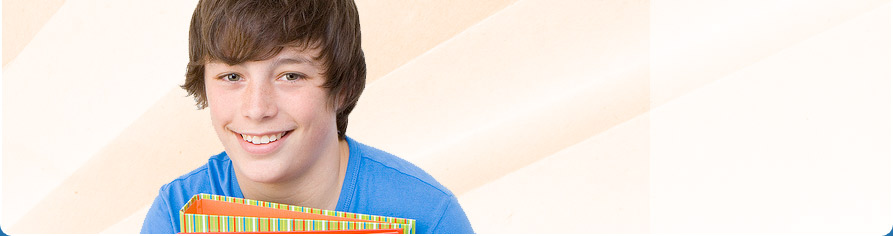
[197,0,329,65]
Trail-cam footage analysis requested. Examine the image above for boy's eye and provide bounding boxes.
[279,73,304,81]
[222,73,241,82]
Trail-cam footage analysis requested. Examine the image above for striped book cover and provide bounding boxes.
[179,193,415,234]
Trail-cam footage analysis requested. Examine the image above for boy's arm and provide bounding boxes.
[140,189,177,234]
[430,196,475,234]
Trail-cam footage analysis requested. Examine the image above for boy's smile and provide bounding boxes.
[228,128,293,155]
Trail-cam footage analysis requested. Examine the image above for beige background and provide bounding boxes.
[2,0,890,234]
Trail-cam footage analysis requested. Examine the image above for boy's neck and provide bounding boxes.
[235,138,350,210]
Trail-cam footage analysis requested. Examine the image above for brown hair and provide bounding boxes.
[182,0,365,140]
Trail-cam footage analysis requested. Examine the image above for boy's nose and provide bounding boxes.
[242,82,278,120]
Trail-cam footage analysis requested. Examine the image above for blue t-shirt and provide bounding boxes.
[140,136,474,234]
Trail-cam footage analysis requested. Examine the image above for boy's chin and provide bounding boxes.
[230,153,295,183]
[236,163,291,184]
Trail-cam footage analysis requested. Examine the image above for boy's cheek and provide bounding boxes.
[206,87,238,115]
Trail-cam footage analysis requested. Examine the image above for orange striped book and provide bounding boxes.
[178,193,415,234]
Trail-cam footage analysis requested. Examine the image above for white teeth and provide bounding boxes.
[241,132,287,144]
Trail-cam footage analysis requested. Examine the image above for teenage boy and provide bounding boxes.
[140,0,474,233]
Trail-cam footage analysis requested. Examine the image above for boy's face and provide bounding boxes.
[204,46,338,183]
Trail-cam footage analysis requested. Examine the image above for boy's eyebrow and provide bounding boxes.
[270,56,312,69]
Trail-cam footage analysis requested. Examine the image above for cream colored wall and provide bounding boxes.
[2,0,890,234]
[2,0,65,66]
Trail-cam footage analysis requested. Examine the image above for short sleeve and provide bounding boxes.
[430,196,475,234]
[140,188,176,234]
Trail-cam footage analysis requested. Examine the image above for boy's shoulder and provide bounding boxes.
[348,138,453,197]
[159,152,236,199]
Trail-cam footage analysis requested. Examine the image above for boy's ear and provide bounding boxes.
[333,86,348,112]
